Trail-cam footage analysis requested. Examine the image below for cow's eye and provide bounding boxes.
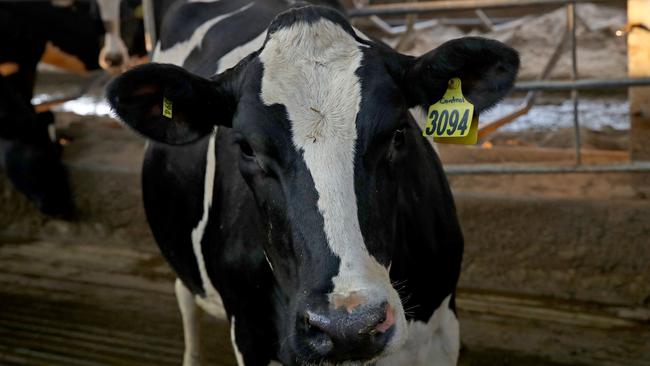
[393,125,407,148]
[238,140,256,160]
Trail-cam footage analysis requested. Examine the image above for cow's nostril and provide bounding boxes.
[375,303,395,333]
[302,311,334,357]
[304,310,331,332]
[298,303,394,361]
[104,53,124,67]
[357,302,394,336]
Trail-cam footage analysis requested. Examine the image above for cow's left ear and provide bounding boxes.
[388,37,519,113]
[106,63,237,145]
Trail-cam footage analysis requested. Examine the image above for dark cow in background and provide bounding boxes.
[0,0,145,218]
[0,1,104,217]
[108,0,519,365]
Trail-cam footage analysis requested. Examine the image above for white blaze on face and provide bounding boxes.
[96,0,129,72]
[259,18,406,353]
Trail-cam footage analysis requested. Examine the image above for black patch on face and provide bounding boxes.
[264,4,369,48]
[352,46,408,268]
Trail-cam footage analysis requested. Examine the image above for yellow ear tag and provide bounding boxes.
[423,78,478,145]
[162,97,173,119]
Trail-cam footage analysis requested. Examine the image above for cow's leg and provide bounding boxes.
[229,314,277,366]
[175,278,202,366]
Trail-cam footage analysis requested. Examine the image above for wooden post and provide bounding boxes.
[628,0,650,161]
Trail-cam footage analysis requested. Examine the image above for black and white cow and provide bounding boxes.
[107,1,518,365]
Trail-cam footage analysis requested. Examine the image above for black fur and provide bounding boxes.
[396,37,520,112]
[107,1,519,365]
[0,1,103,218]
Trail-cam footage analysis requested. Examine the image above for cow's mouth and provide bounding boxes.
[290,302,403,365]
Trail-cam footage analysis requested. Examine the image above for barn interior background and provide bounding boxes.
[0,0,649,365]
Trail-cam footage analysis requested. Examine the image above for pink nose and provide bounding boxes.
[375,303,395,333]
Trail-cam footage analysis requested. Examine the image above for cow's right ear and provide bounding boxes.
[106,63,236,145]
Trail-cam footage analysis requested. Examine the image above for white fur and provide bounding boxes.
[153,3,254,66]
[96,0,129,71]
[258,18,406,354]
[189,129,224,306]
[96,0,121,21]
[176,279,203,366]
[377,295,460,366]
[215,31,267,74]
[264,250,274,272]
[194,294,226,318]
[352,26,372,42]
[230,317,246,366]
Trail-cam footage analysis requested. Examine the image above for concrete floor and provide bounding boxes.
[1,238,647,366]
[0,239,236,366]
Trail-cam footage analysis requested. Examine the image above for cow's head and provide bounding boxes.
[107,5,518,364]
[96,0,129,73]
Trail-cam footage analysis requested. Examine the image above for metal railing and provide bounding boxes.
[445,162,650,175]
[348,0,614,17]
[352,0,650,174]
[514,77,650,91]
[29,0,650,175]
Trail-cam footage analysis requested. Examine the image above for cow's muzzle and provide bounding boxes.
[297,301,396,362]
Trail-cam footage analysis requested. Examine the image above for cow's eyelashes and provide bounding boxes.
[234,138,275,175]
[393,124,408,148]
[238,140,256,160]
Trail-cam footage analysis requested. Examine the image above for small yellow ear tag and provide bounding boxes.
[162,97,173,119]
[423,78,477,145]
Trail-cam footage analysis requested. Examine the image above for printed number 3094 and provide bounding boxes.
[425,108,470,136]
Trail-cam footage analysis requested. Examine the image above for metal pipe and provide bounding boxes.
[367,16,439,35]
[477,99,533,140]
[478,28,569,139]
[439,17,516,26]
[395,0,419,52]
[444,162,650,175]
[348,0,611,17]
[513,77,650,91]
[475,9,495,31]
[568,2,581,165]
[142,0,157,54]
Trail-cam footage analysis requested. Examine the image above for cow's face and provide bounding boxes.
[107,6,518,364]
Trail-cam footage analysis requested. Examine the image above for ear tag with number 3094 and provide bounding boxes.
[423,78,478,145]
[162,97,173,119]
